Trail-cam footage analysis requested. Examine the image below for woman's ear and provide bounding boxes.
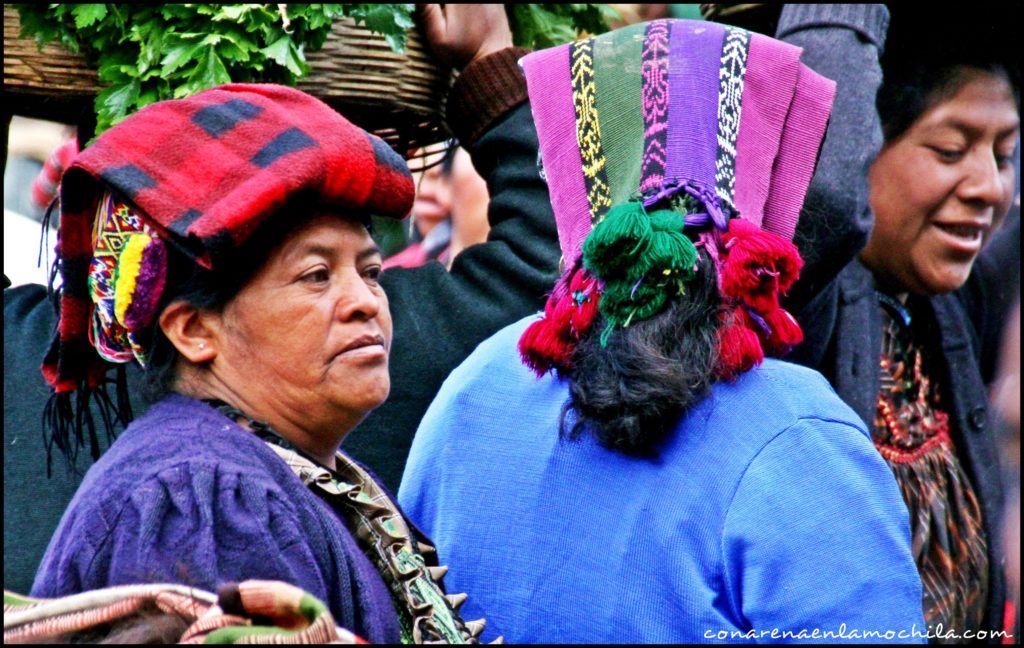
[158,301,218,363]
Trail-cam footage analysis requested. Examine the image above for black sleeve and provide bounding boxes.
[345,103,560,491]
[958,208,1021,384]
[775,4,889,314]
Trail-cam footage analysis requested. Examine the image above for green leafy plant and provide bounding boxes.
[16,4,617,135]
[508,4,621,50]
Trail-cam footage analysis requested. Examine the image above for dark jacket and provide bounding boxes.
[3,49,559,594]
[776,5,1018,639]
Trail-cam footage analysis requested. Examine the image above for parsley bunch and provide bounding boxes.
[16,4,616,135]
[509,4,620,50]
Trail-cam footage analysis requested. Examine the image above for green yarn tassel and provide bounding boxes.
[583,201,652,278]
[601,278,670,323]
[647,209,686,234]
[583,201,703,347]
[641,230,697,276]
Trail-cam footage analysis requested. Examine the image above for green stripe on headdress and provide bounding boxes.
[593,22,646,209]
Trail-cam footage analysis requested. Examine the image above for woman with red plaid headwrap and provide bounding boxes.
[11,5,558,644]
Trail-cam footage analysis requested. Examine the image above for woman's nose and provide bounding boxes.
[958,149,1007,207]
[335,272,382,322]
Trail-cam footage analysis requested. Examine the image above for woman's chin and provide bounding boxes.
[347,381,391,413]
[319,360,391,416]
[916,261,974,295]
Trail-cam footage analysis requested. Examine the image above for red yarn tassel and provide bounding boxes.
[720,219,803,313]
[571,291,600,336]
[518,316,573,376]
[762,307,804,356]
[714,307,764,381]
[568,269,600,336]
[549,291,575,331]
[519,267,604,376]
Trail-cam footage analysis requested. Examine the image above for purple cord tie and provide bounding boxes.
[630,275,645,299]
[641,178,734,230]
[745,307,772,336]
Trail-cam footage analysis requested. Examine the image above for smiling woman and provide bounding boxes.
[865,68,1019,295]
[776,4,1020,639]
[856,17,1020,637]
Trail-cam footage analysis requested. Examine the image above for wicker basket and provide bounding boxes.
[2,6,454,162]
[3,5,99,94]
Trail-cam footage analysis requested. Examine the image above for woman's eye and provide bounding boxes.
[931,146,964,162]
[363,266,382,285]
[301,269,330,284]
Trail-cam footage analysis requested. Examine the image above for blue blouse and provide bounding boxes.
[400,315,926,644]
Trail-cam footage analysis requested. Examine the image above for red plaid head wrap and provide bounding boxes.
[41,83,414,466]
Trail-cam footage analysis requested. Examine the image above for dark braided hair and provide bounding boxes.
[559,251,722,456]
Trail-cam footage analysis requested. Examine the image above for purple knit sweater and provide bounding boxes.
[32,394,401,644]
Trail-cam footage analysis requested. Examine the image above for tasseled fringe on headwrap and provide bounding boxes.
[521,196,807,383]
[714,218,804,380]
[41,365,133,478]
[41,196,60,308]
[519,262,601,376]
[522,197,716,375]
[583,202,699,346]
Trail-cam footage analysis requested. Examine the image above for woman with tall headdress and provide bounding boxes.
[399,16,926,644]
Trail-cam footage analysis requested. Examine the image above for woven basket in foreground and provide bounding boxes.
[2,7,453,161]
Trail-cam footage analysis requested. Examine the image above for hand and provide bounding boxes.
[419,4,514,70]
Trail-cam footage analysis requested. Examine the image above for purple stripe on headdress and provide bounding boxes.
[762,65,836,240]
[732,33,802,228]
[665,21,724,194]
[521,46,592,266]
[639,20,671,193]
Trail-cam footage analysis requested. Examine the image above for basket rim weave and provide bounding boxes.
[3,7,453,158]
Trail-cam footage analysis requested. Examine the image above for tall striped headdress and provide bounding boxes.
[518,19,835,379]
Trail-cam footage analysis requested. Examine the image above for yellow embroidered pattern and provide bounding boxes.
[113,233,152,327]
[570,38,613,224]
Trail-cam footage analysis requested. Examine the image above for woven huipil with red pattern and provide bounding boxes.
[874,297,988,637]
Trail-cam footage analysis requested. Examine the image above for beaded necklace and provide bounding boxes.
[874,293,951,459]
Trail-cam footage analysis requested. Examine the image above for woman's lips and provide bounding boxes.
[337,344,386,360]
[413,199,446,222]
[932,222,987,254]
[335,334,387,360]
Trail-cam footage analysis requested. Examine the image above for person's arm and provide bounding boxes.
[31,469,344,630]
[721,417,926,643]
[959,208,1021,383]
[383,5,558,361]
[349,6,560,490]
[775,4,889,313]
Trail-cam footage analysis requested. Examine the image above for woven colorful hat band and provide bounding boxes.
[517,19,835,380]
